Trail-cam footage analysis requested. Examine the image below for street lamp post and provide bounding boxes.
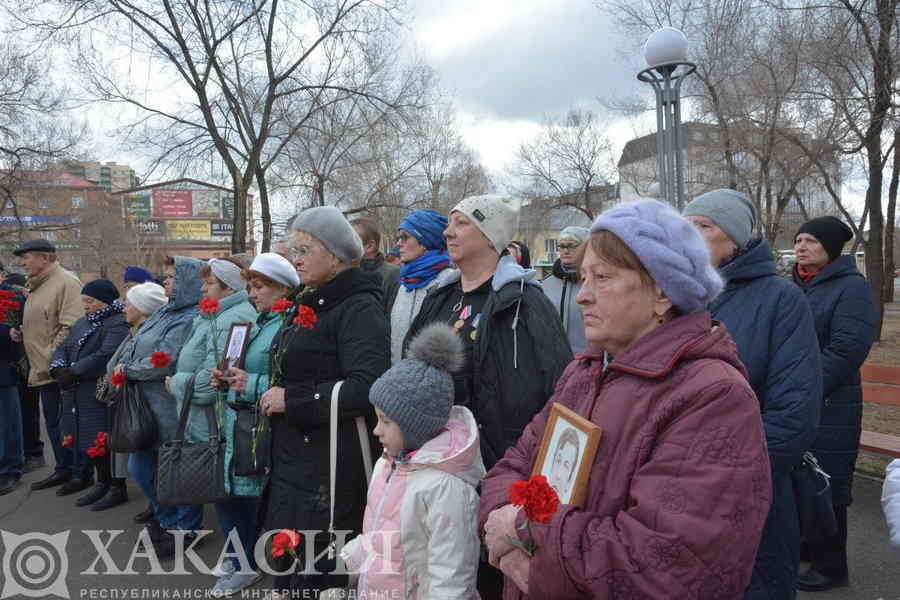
[637,27,696,210]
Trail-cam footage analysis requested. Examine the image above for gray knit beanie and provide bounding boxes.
[291,206,364,264]
[369,323,464,451]
[683,188,758,248]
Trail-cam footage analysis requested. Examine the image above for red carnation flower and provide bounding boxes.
[271,529,302,559]
[0,299,21,310]
[150,351,173,368]
[87,445,107,458]
[0,311,8,323]
[509,475,560,524]
[110,372,126,387]
[0,290,15,298]
[95,431,108,446]
[271,300,294,313]
[61,434,73,447]
[198,298,221,313]
[293,305,318,329]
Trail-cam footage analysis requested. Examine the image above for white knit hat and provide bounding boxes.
[451,194,521,253]
[126,282,168,317]
[249,253,300,288]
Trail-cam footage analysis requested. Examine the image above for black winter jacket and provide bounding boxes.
[792,256,876,506]
[405,256,573,470]
[260,268,389,590]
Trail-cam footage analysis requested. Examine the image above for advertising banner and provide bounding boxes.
[192,189,221,217]
[134,219,164,236]
[153,190,193,217]
[167,220,211,239]
[0,216,80,226]
[221,195,234,220]
[123,192,152,217]
[211,221,233,237]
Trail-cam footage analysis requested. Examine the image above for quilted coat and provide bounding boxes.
[792,255,876,506]
[479,312,772,599]
[710,238,822,598]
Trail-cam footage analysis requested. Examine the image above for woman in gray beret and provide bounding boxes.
[259,206,390,596]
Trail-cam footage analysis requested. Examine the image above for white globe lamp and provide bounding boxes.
[644,27,689,69]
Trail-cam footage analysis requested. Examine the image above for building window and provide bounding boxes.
[545,238,558,254]
[71,196,84,209]
[4,200,13,209]
[39,198,51,209]
[72,228,81,239]
[69,255,82,269]
[43,231,56,241]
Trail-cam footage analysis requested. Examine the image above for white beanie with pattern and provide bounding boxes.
[451,194,521,254]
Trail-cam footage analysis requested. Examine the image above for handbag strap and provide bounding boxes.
[327,381,375,559]
[174,375,199,441]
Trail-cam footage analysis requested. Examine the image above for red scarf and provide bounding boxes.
[796,263,825,284]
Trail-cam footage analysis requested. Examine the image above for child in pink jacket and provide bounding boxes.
[341,323,485,599]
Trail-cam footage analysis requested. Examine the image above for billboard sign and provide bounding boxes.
[192,189,221,217]
[211,221,233,237]
[134,219,164,236]
[153,190,192,217]
[167,220,211,239]
[0,216,80,226]
[221,195,234,220]
[123,192,152,217]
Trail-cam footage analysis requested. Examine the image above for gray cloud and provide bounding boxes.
[411,1,643,121]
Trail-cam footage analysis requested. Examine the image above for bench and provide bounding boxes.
[860,364,900,458]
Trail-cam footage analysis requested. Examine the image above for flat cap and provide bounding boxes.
[13,239,56,256]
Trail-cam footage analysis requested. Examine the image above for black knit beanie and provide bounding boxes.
[796,216,853,261]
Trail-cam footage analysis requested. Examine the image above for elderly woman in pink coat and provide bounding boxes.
[480,199,773,599]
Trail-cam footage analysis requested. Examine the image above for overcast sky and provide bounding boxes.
[404,0,646,175]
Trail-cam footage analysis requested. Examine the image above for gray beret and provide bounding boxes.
[291,206,364,264]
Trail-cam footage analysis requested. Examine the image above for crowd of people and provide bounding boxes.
[0,189,881,599]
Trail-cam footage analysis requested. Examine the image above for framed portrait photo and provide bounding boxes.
[221,322,252,371]
[531,403,602,506]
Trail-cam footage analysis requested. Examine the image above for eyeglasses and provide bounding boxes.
[558,243,579,250]
[287,245,318,261]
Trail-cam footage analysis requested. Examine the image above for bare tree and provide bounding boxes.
[8,0,416,252]
[513,108,617,220]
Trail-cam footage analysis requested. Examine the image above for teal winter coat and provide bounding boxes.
[108,256,203,443]
[168,290,257,443]
[222,311,283,497]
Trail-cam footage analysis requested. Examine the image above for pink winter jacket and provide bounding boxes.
[343,406,486,599]
[479,312,773,599]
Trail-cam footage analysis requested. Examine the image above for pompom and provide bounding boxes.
[407,322,464,373]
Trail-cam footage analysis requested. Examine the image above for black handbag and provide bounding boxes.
[156,376,228,506]
[792,451,838,541]
[109,382,158,452]
[230,401,269,477]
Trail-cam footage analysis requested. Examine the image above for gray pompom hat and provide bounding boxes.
[369,323,464,451]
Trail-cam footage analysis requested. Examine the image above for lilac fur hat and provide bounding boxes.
[590,199,723,312]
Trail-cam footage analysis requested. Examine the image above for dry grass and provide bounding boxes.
[858,305,900,478]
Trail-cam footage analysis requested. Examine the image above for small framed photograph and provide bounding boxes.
[221,322,252,371]
[531,403,602,506]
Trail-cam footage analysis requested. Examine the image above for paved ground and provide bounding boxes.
[1,462,898,599]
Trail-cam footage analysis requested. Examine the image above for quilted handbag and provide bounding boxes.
[156,376,228,506]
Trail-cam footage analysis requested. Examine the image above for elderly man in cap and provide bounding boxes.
[541,226,590,354]
[10,239,85,491]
